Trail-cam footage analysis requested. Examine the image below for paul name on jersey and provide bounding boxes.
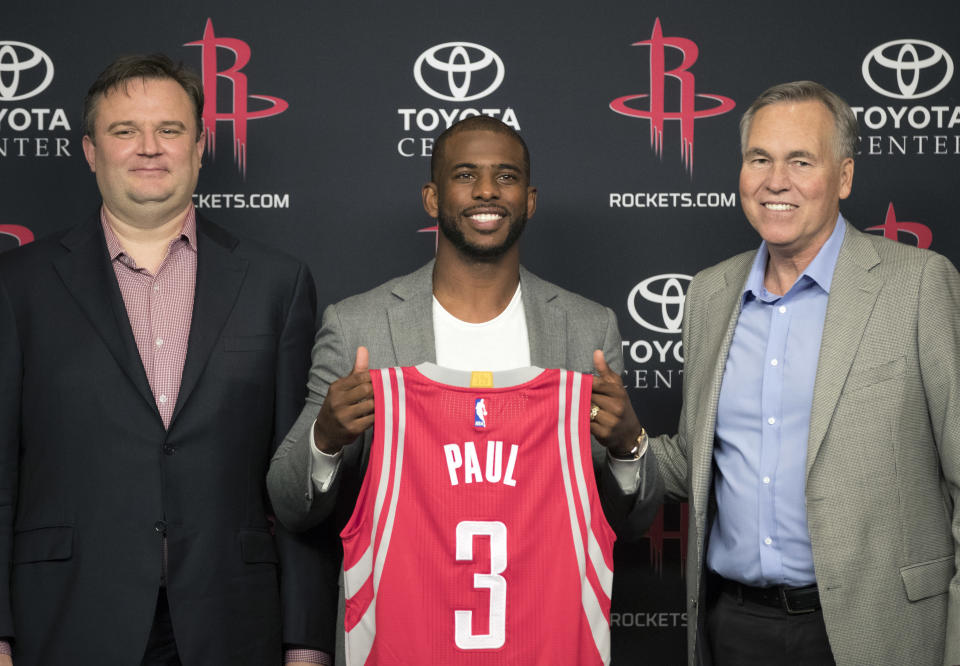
[443,440,519,486]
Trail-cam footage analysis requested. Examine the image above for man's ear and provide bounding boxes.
[82,135,97,173]
[422,182,439,218]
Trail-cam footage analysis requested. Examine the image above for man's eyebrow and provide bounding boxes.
[104,120,188,131]
[450,162,522,171]
[743,147,819,161]
[105,120,137,131]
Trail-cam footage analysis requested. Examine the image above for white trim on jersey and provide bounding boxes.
[375,368,407,593]
[556,370,611,666]
[345,368,408,665]
[343,548,373,602]
[567,374,615,596]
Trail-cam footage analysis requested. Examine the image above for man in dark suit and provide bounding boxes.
[0,54,324,665]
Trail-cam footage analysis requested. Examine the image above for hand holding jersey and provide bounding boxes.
[589,350,646,457]
[314,346,645,461]
[313,346,374,454]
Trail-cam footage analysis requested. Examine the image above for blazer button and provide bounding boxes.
[163,444,175,455]
[154,520,167,534]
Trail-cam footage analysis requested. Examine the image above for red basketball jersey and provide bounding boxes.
[342,364,616,665]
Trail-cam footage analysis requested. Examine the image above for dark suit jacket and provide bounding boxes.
[0,213,323,665]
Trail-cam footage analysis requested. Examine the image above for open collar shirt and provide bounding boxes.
[708,215,846,587]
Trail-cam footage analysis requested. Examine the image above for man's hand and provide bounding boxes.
[590,349,643,456]
[313,346,374,454]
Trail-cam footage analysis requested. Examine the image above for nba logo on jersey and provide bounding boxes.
[474,398,487,428]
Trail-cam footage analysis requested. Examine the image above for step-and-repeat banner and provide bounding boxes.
[4,1,958,662]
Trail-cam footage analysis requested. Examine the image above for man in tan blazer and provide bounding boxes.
[651,81,958,666]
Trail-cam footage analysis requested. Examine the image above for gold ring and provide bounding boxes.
[590,404,600,421]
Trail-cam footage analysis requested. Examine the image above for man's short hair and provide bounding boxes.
[82,53,204,142]
[430,116,531,182]
[739,81,859,160]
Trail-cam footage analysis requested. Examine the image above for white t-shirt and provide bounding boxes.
[432,284,530,371]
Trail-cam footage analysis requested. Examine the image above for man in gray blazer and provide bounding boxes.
[650,81,958,666]
[267,116,661,661]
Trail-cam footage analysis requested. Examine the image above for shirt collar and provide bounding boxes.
[742,214,847,302]
[100,204,199,264]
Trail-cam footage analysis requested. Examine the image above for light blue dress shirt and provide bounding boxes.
[707,216,846,587]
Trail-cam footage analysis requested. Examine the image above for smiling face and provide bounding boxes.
[423,129,537,262]
[739,100,853,259]
[82,77,204,228]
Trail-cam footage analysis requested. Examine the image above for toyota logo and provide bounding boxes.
[628,274,691,334]
[862,39,953,100]
[0,41,54,101]
[413,42,504,102]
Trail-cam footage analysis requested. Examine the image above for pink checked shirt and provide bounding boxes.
[102,208,196,427]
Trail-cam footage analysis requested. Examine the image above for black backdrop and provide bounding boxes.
[4,1,958,661]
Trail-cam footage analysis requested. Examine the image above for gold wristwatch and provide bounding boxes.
[610,427,648,460]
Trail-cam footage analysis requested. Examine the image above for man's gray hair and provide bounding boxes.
[739,81,859,160]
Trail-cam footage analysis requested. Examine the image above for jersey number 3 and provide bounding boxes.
[455,520,507,650]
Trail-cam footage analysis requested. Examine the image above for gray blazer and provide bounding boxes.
[267,260,662,653]
[651,223,959,666]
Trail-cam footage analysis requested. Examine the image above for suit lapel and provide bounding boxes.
[521,267,566,368]
[805,225,882,475]
[386,261,436,367]
[53,215,158,416]
[171,218,247,425]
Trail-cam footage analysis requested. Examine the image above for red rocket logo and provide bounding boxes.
[185,19,289,177]
[611,18,736,178]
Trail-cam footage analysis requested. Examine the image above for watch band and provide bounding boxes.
[610,427,648,461]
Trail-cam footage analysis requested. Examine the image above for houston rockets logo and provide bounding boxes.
[646,503,689,577]
[418,223,439,249]
[866,202,933,249]
[185,19,289,177]
[610,18,735,178]
[0,224,34,252]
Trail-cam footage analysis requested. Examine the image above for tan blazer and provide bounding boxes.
[652,222,959,666]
